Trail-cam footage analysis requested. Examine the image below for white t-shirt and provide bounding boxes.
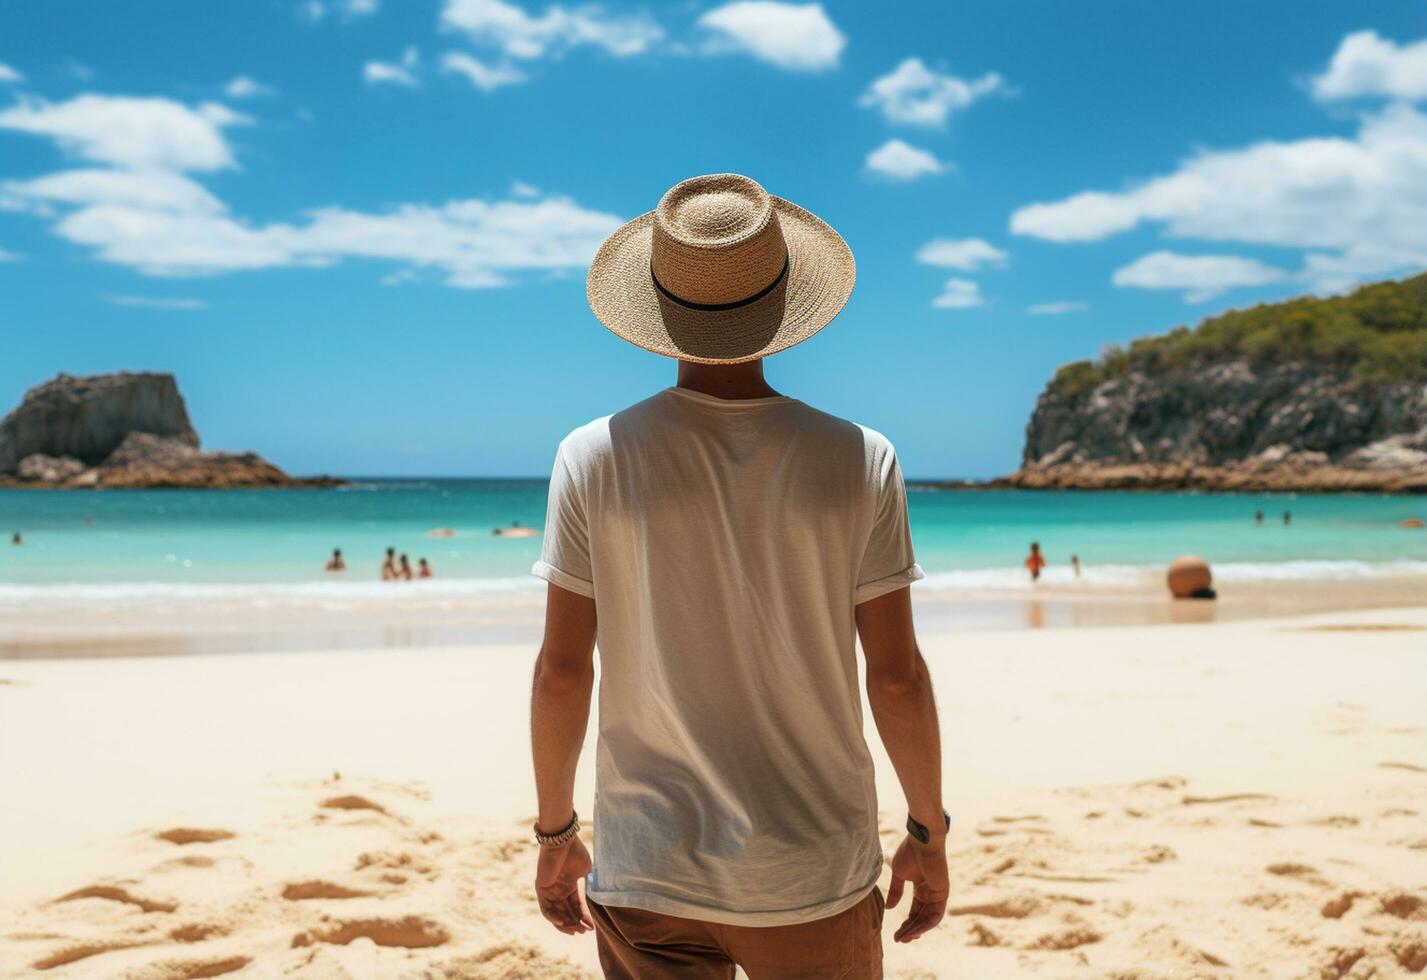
[533,386,923,927]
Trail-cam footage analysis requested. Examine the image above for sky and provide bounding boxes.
[1,1,1425,479]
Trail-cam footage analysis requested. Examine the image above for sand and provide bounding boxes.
[1,605,1425,978]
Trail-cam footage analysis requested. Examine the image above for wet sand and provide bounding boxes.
[4,573,1426,660]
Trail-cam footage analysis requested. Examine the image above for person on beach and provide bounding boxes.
[418,558,432,579]
[1026,542,1046,582]
[381,547,398,581]
[1071,554,1081,578]
[398,553,413,581]
[325,548,346,573]
[529,175,947,978]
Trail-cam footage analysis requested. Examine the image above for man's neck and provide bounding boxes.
[676,359,780,400]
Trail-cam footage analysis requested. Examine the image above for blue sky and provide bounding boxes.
[2,1,1425,478]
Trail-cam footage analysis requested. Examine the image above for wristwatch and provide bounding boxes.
[906,809,951,845]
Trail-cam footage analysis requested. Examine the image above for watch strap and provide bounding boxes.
[906,809,951,844]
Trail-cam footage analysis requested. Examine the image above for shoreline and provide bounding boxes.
[2,572,1426,660]
[917,464,1427,494]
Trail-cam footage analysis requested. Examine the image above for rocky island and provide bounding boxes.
[0,372,340,489]
[996,272,1427,493]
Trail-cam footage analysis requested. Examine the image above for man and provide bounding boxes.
[380,546,397,581]
[530,174,948,978]
[325,548,346,573]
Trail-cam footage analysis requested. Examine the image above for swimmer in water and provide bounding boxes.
[418,557,433,579]
[399,553,414,581]
[1025,542,1046,583]
[326,548,346,572]
[381,547,398,581]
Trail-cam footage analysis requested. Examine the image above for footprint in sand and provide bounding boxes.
[1320,892,1361,919]
[1394,941,1427,972]
[949,895,1042,919]
[321,794,388,814]
[354,851,434,877]
[429,942,588,979]
[53,884,178,914]
[1310,815,1361,828]
[1378,893,1426,921]
[1265,862,1330,887]
[155,828,235,846]
[33,941,147,971]
[1028,926,1102,951]
[126,954,253,978]
[169,923,229,942]
[291,915,450,949]
[1182,793,1275,806]
[281,881,373,901]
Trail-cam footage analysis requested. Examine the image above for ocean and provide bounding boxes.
[2,481,1424,609]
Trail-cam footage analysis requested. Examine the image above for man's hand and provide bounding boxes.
[535,836,595,935]
[886,833,949,943]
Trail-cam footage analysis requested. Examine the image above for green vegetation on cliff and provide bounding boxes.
[1050,272,1427,399]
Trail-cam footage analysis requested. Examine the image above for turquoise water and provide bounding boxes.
[1,481,1424,602]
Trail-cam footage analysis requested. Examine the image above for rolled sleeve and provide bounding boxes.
[855,445,921,605]
[533,441,595,598]
[854,562,925,604]
[532,558,595,598]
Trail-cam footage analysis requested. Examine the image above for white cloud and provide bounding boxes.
[4,84,625,290]
[0,247,22,261]
[865,139,944,181]
[364,58,419,87]
[932,278,983,309]
[1027,300,1087,315]
[343,0,379,16]
[441,51,527,92]
[0,95,245,172]
[104,294,208,310]
[1111,251,1287,303]
[7,173,622,288]
[859,58,1006,128]
[298,1,327,23]
[1010,103,1427,291]
[0,62,24,84]
[1312,30,1427,103]
[698,2,845,72]
[3,168,225,215]
[916,237,1006,271]
[224,75,275,99]
[441,0,663,60]
[510,180,540,198]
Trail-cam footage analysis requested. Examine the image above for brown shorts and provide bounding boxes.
[588,887,884,980]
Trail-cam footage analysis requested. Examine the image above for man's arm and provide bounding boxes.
[856,585,949,944]
[531,581,597,935]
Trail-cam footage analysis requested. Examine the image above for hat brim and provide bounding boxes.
[586,197,856,365]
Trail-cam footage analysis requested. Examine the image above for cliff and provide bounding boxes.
[1002,273,1427,493]
[0,373,339,489]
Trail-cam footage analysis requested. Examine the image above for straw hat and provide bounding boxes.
[587,174,855,364]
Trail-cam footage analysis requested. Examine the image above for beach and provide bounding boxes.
[3,601,1425,978]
